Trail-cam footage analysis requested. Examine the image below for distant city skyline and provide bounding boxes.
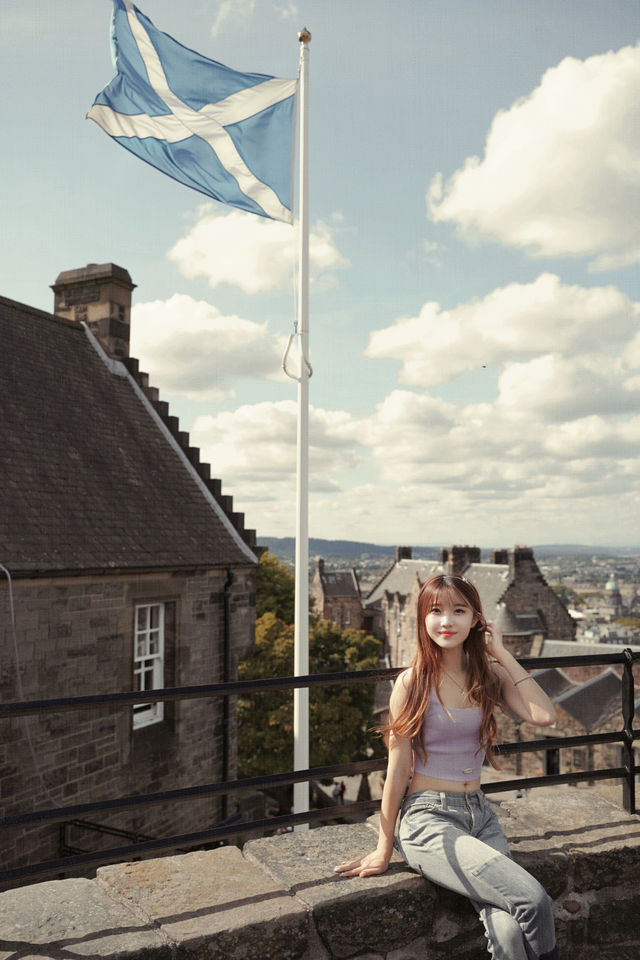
[3,1,640,547]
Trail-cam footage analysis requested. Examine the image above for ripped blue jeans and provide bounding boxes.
[396,790,558,960]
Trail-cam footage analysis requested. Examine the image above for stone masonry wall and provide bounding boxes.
[0,567,255,879]
[0,790,638,960]
[503,550,576,644]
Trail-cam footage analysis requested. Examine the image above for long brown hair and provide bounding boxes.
[387,574,501,769]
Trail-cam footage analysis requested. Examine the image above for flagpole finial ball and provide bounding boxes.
[298,27,312,44]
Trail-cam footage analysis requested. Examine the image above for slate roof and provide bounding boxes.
[464,563,511,619]
[556,668,622,730]
[365,559,443,608]
[364,558,512,621]
[540,640,640,658]
[0,295,257,576]
[319,569,361,599]
[529,668,574,699]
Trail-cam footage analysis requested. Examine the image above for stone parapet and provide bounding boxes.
[0,791,639,960]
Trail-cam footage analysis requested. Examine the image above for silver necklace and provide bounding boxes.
[442,669,468,696]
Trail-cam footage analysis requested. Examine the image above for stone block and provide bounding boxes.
[586,885,640,945]
[98,846,308,960]
[496,789,640,893]
[245,823,434,959]
[0,877,169,960]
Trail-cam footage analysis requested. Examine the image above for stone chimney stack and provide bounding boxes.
[51,263,136,360]
[395,546,413,561]
[508,545,536,582]
[490,549,509,565]
[448,545,481,574]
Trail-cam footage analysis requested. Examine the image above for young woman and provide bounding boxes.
[335,573,559,960]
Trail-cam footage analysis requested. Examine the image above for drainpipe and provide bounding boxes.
[222,568,235,821]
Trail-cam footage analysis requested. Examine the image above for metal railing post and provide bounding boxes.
[621,648,637,814]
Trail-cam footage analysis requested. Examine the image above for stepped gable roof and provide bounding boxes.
[0,295,257,576]
[556,668,621,730]
[364,559,443,608]
[319,568,361,599]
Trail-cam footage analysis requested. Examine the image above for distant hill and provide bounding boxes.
[258,537,639,566]
[258,537,439,565]
[531,544,639,557]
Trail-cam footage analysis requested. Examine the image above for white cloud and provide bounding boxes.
[181,269,640,543]
[354,269,640,542]
[190,381,640,544]
[153,269,639,544]
[625,330,640,369]
[211,0,255,37]
[496,354,640,421]
[366,274,639,388]
[275,1,298,20]
[358,387,640,523]
[428,43,640,269]
[130,294,284,401]
[168,206,348,294]
[190,400,361,485]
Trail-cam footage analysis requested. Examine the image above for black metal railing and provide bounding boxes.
[0,649,637,886]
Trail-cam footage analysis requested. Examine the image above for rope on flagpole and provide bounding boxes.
[282,330,313,381]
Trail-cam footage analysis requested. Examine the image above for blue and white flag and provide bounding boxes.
[88,0,297,222]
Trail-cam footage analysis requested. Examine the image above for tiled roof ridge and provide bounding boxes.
[121,354,258,554]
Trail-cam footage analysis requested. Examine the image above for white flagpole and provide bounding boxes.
[293,27,311,824]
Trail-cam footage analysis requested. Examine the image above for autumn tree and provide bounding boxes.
[237,611,382,779]
[255,550,296,623]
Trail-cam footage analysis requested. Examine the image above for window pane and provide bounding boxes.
[133,603,165,729]
[136,637,148,659]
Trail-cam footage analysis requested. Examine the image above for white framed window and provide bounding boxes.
[133,603,165,729]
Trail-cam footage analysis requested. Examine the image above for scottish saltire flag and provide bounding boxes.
[88,0,297,222]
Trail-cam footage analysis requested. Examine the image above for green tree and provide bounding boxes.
[237,613,382,779]
[255,550,295,623]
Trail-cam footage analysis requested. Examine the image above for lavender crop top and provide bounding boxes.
[412,693,485,782]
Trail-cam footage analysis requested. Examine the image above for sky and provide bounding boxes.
[3,0,640,549]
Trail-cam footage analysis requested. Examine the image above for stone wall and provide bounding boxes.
[503,549,576,644]
[0,567,255,877]
[1,790,638,959]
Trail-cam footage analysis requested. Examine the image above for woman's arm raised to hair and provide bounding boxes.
[485,622,557,726]
[334,670,413,878]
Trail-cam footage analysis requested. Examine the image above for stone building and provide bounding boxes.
[365,544,576,667]
[311,559,365,631]
[0,264,257,878]
[494,640,640,786]
[599,572,625,620]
